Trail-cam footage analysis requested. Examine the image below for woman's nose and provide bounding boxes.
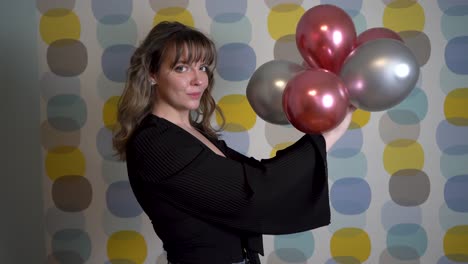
[190,70,204,86]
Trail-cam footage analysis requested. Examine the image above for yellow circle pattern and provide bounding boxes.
[383,1,425,32]
[216,94,256,132]
[444,225,468,262]
[103,96,120,129]
[35,2,452,263]
[153,7,194,27]
[330,228,371,263]
[383,139,424,175]
[349,109,371,129]
[107,231,147,264]
[444,88,468,126]
[267,4,305,40]
[45,146,85,180]
[40,9,81,45]
[270,142,294,157]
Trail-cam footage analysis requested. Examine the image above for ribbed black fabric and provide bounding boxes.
[126,114,330,264]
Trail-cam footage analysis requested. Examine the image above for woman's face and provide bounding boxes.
[153,48,210,113]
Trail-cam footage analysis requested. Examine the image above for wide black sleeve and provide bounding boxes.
[126,122,330,235]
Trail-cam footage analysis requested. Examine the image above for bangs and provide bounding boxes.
[164,30,216,68]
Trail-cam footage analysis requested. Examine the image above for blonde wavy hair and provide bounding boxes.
[113,21,224,160]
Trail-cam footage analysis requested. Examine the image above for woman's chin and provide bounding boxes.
[187,102,201,111]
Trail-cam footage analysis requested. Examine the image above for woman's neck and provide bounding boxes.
[152,106,192,128]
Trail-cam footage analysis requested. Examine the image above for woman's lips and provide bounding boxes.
[188,92,202,99]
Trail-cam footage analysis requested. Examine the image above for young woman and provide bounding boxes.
[113,21,353,264]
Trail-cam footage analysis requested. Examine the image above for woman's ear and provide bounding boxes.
[149,75,157,86]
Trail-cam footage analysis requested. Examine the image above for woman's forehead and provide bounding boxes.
[165,42,211,63]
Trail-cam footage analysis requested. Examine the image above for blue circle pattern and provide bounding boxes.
[208,0,253,185]
[93,2,144,254]
[106,181,143,218]
[438,255,468,264]
[328,128,363,158]
[440,66,468,95]
[320,0,363,17]
[445,36,468,74]
[217,43,256,81]
[387,88,428,125]
[386,223,427,260]
[381,201,422,231]
[330,178,371,215]
[97,18,138,48]
[52,229,92,261]
[91,0,132,24]
[441,14,468,39]
[47,94,87,131]
[102,209,143,236]
[96,127,119,161]
[274,231,315,262]
[40,3,91,261]
[206,0,247,23]
[328,152,367,180]
[210,16,252,46]
[37,1,468,263]
[319,2,371,260]
[444,175,468,212]
[46,207,86,236]
[439,203,468,232]
[438,0,468,16]
[438,2,468,262]
[102,44,136,82]
[369,7,433,260]
[436,120,468,155]
[440,153,468,179]
[40,72,81,100]
[220,130,250,155]
[207,0,255,83]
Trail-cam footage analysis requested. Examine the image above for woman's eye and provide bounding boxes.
[200,65,208,72]
[174,65,188,72]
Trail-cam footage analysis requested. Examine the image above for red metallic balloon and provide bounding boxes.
[301,60,317,70]
[296,4,356,74]
[355,27,403,48]
[282,69,349,134]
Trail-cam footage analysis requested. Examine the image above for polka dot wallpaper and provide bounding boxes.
[37,0,468,263]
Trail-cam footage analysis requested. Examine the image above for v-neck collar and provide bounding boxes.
[147,114,228,157]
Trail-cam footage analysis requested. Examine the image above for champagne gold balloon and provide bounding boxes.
[340,39,420,112]
[246,60,304,124]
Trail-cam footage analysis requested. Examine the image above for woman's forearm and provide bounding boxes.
[322,106,355,151]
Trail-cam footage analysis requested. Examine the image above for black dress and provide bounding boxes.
[125,114,330,264]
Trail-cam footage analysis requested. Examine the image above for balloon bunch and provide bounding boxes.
[247,4,420,134]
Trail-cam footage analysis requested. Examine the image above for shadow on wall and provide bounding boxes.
[0,1,46,263]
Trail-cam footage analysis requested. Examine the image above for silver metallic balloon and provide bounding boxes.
[340,38,420,111]
[247,60,304,124]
